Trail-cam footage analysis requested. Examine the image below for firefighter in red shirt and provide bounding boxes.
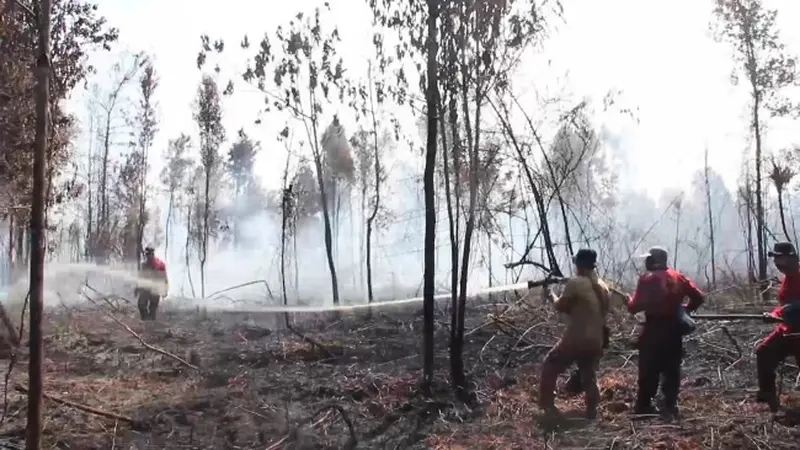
[756,241,800,412]
[135,246,168,321]
[627,246,705,416]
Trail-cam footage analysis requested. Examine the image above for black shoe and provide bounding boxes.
[633,403,657,416]
[660,404,680,419]
[756,391,780,412]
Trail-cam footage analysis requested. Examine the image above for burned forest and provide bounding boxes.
[1,0,800,449]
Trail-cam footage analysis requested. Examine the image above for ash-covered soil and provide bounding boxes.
[0,293,798,449]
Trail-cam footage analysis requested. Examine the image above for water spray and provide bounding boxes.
[195,280,538,313]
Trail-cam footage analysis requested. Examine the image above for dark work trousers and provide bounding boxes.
[566,326,608,395]
[539,345,601,416]
[566,358,600,395]
[635,326,683,409]
[137,290,161,321]
[756,329,800,396]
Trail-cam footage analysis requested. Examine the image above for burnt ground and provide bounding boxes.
[0,293,799,450]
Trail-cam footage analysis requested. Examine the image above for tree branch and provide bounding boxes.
[15,384,144,429]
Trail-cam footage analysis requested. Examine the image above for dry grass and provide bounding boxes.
[0,291,797,449]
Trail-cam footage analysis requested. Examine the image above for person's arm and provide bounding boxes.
[679,273,705,313]
[596,279,611,317]
[554,279,579,314]
[627,273,659,314]
[155,260,169,295]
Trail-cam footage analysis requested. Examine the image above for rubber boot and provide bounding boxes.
[756,390,780,412]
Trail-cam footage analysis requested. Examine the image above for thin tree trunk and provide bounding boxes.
[7,215,13,285]
[750,66,767,297]
[787,191,798,244]
[422,0,439,397]
[28,0,52,446]
[308,107,340,306]
[164,193,173,258]
[704,148,717,288]
[365,62,382,304]
[452,49,482,402]
[280,179,290,328]
[777,189,790,240]
[293,230,299,301]
[487,231,493,301]
[745,182,757,284]
[185,204,196,298]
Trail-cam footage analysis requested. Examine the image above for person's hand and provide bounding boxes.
[541,284,552,303]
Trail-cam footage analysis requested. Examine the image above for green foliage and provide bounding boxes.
[0,0,118,209]
[712,0,799,117]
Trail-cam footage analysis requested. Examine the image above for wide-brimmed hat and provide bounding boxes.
[768,241,797,258]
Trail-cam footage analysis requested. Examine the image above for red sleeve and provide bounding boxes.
[153,258,167,271]
[628,273,660,314]
[677,271,705,312]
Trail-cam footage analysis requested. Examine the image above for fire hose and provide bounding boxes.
[525,276,793,331]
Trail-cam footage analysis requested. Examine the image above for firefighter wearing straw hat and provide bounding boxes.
[539,248,611,419]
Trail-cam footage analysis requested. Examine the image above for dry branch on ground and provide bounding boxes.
[0,292,797,449]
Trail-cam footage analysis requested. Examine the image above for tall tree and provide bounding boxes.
[1,0,117,268]
[704,148,717,288]
[193,75,225,298]
[351,125,390,303]
[159,134,193,257]
[226,128,260,247]
[89,53,143,260]
[769,152,795,241]
[197,8,349,305]
[320,115,355,267]
[713,0,800,295]
[437,0,561,400]
[421,0,440,396]
[133,61,159,266]
[28,0,53,446]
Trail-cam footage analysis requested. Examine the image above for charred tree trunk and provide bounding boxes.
[308,91,340,306]
[748,46,768,297]
[27,0,52,447]
[776,188,790,240]
[184,203,196,298]
[365,63,382,304]
[422,0,440,397]
[280,183,291,328]
[704,149,717,288]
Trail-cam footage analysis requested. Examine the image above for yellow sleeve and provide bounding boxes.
[596,278,611,316]
[555,278,580,313]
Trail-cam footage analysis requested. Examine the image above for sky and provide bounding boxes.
[68,0,800,200]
